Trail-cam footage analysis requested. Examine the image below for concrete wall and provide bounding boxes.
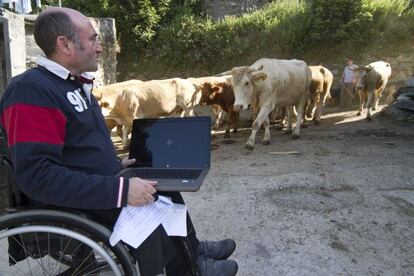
[0,10,117,98]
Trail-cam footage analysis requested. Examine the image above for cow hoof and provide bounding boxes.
[357,112,362,116]
[232,129,238,134]
[366,117,372,122]
[245,143,254,150]
[291,134,300,139]
[274,124,284,130]
[261,140,270,145]
[224,132,230,139]
[314,120,321,125]
[285,130,292,135]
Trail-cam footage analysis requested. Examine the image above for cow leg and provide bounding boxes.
[232,111,240,134]
[121,125,130,149]
[262,117,271,145]
[225,110,238,138]
[246,107,272,150]
[373,88,384,110]
[285,106,293,134]
[357,90,364,116]
[366,90,375,121]
[224,111,231,138]
[213,106,223,130]
[313,103,322,124]
[292,103,305,139]
[116,124,123,138]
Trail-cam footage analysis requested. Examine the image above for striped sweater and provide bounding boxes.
[0,65,129,209]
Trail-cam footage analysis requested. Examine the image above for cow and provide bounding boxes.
[220,58,311,150]
[187,75,232,92]
[93,79,143,115]
[199,82,239,138]
[107,78,200,148]
[354,61,392,120]
[92,80,143,137]
[306,65,333,124]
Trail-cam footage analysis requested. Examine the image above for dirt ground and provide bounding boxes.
[114,104,414,275]
[0,102,411,275]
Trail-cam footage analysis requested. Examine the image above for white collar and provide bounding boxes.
[35,55,95,81]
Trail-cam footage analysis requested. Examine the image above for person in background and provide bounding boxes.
[340,57,358,108]
[0,7,238,276]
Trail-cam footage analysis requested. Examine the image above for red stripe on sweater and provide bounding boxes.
[1,104,66,146]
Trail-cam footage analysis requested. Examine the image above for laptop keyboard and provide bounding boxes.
[121,168,202,179]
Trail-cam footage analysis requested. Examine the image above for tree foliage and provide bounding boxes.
[39,0,201,53]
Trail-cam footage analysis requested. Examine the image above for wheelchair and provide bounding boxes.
[0,155,139,275]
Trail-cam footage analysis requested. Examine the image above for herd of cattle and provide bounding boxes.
[93,58,392,150]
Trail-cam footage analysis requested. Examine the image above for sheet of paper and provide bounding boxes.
[110,196,187,248]
[162,203,187,236]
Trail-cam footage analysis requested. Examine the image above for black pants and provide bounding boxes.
[81,191,200,276]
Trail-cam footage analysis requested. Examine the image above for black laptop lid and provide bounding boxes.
[129,116,211,168]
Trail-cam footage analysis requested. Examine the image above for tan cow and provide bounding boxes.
[93,80,143,116]
[93,80,143,137]
[107,78,200,148]
[220,58,311,150]
[307,66,333,124]
[354,61,392,120]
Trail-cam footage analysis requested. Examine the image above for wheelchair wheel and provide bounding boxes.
[0,209,138,275]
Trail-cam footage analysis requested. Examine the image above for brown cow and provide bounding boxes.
[199,82,239,138]
[306,66,333,124]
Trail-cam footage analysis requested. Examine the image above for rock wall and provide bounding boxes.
[201,0,271,19]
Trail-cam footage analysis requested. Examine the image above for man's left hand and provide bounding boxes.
[120,157,136,168]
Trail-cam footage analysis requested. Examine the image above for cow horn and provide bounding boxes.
[248,64,264,73]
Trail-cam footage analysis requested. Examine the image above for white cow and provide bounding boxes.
[220,58,311,150]
[107,78,200,148]
[354,61,392,120]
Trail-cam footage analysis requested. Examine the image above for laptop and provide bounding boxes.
[118,116,211,192]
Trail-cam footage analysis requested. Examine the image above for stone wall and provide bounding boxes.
[0,10,26,98]
[201,0,271,19]
[0,10,117,94]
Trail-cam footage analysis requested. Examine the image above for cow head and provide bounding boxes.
[230,65,267,111]
[354,67,369,91]
[199,82,224,105]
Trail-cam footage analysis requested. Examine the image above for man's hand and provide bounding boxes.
[127,177,157,206]
[120,157,136,169]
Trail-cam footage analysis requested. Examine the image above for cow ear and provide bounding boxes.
[212,86,223,93]
[252,72,267,82]
[101,101,110,108]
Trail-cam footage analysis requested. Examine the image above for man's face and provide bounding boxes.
[347,59,353,66]
[71,21,102,74]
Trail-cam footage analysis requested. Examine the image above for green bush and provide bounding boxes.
[28,0,414,74]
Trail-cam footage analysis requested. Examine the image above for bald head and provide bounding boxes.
[34,7,88,57]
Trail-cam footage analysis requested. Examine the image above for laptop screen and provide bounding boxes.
[129,116,211,168]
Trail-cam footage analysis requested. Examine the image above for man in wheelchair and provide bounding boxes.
[0,6,238,276]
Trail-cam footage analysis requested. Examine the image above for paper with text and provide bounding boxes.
[110,196,187,248]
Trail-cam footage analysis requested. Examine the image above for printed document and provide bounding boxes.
[110,196,187,248]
